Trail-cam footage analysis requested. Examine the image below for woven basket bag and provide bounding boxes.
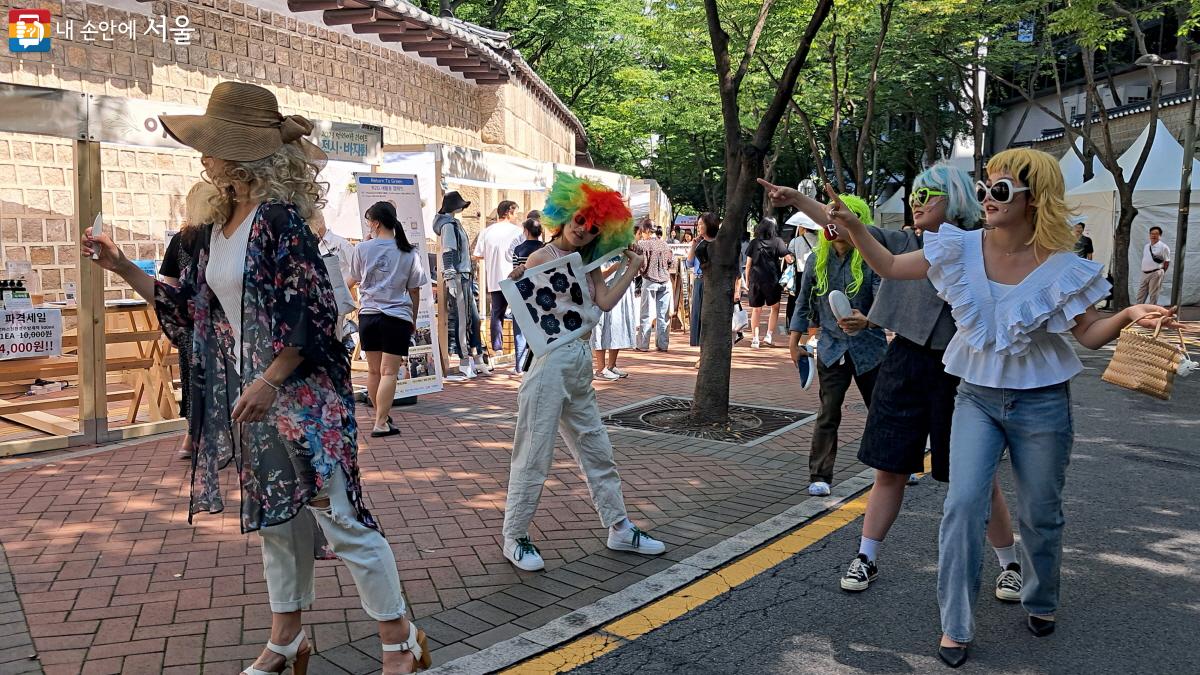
[1101,315,1192,400]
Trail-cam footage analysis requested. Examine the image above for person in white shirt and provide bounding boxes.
[1136,226,1171,304]
[472,200,526,370]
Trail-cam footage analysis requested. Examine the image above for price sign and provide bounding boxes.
[0,309,62,360]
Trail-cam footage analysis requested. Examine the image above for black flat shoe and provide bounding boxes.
[370,424,400,438]
[938,646,969,668]
[1027,615,1056,637]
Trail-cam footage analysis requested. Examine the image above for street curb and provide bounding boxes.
[426,466,878,674]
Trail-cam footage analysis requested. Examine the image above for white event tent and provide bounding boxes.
[1059,137,1087,191]
[876,189,907,230]
[1066,120,1200,305]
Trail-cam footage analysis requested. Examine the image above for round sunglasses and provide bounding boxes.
[976,179,1030,204]
[909,187,947,208]
[573,214,601,235]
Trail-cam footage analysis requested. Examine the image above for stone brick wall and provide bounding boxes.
[0,0,579,299]
[1030,102,1195,159]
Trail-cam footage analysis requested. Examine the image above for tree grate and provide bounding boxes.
[601,396,815,446]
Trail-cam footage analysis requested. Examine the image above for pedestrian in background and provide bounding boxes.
[159,181,219,460]
[473,200,525,372]
[635,219,674,352]
[1136,225,1170,304]
[351,201,429,438]
[744,217,793,348]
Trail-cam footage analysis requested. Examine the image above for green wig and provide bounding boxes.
[542,171,634,265]
[813,193,870,298]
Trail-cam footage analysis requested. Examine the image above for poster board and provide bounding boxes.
[354,173,443,397]
[0,308,63,360]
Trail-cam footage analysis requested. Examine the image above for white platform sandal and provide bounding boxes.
[241,630,310,675]
[382,621,432,673]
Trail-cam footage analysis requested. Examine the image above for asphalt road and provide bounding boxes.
[575,347,1200,674]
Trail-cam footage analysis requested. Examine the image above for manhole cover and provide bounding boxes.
[602,396,814,445]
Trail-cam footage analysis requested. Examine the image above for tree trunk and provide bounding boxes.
[1112,185,1138,309]
[690,152,758,421]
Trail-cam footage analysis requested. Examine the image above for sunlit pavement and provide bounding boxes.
[0,334,870,673]
[569,344,1200,674]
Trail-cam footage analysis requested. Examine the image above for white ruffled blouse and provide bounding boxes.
[923,224,1110,389]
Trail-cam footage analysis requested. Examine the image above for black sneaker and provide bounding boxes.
[995,562,1022,602]
[840,553,878,592]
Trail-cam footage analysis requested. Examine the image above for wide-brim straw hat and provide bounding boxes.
[160,82,325,163]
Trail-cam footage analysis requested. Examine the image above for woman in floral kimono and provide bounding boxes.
[84,82,430,675]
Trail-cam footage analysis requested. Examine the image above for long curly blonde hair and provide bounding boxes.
[204,143,327,224]
[986,149,1076,253]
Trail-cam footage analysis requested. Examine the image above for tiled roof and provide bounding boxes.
[283,0,588,149]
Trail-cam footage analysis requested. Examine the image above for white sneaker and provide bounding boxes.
[607,524,666,555]
[610,367,629,378]
[503,537,545,571]
[751,338,761,349]
[597,368,620,381]
[461,364,477,379]
[762,335,774,347]
[808,481,831,496]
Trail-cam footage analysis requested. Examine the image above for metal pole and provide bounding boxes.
[1170,64,1197,308]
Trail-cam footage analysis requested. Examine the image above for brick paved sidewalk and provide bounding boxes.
[0,338,873,674]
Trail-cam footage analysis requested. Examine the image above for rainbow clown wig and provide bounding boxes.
[542,171,634,265]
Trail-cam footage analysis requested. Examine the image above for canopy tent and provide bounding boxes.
[1066,120,1200,305]
[876,189,907,230]
[630,178,672,228]
[1059,137,1088,191]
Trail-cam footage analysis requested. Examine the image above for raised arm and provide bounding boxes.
[590,247,644,312]
[758,179,930,281]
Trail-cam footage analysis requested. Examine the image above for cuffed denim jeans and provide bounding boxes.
[503,339,629,541]
[938,381,1073,643]
[259,469,407,621]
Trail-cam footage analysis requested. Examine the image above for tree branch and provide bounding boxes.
[853,0,895,197]
[732,0,777,92]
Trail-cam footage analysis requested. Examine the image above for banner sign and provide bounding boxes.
[312,121,383,164]
[0,308,62,360]
[89,95,382,163]
[354,173,443,397]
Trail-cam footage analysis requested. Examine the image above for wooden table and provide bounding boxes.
[0,301,179,437]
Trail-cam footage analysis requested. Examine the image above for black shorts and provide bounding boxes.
[857,336,958,482]
[747,280,783,308]
[359,313,414,356]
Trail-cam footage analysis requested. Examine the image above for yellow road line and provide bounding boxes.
[504,487,877,674]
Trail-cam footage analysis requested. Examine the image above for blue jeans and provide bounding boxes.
[637,280,671,351]
[489,290,526,370]
[938,381,1073,643]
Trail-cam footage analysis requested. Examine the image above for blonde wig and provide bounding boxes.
[184,181,220,229]
[204,142,327,224]
[985,149,1076,253]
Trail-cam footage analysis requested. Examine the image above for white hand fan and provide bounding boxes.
[829,290,859,335]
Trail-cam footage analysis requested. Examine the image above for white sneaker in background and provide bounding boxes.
[597,368,620,381]
[751,338,761,349]
[610,367,629,378]
[808,481,831,496]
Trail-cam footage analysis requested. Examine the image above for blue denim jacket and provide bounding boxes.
[789,247,886,375]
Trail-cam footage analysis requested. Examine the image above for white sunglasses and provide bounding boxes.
[976,179,1030,204]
